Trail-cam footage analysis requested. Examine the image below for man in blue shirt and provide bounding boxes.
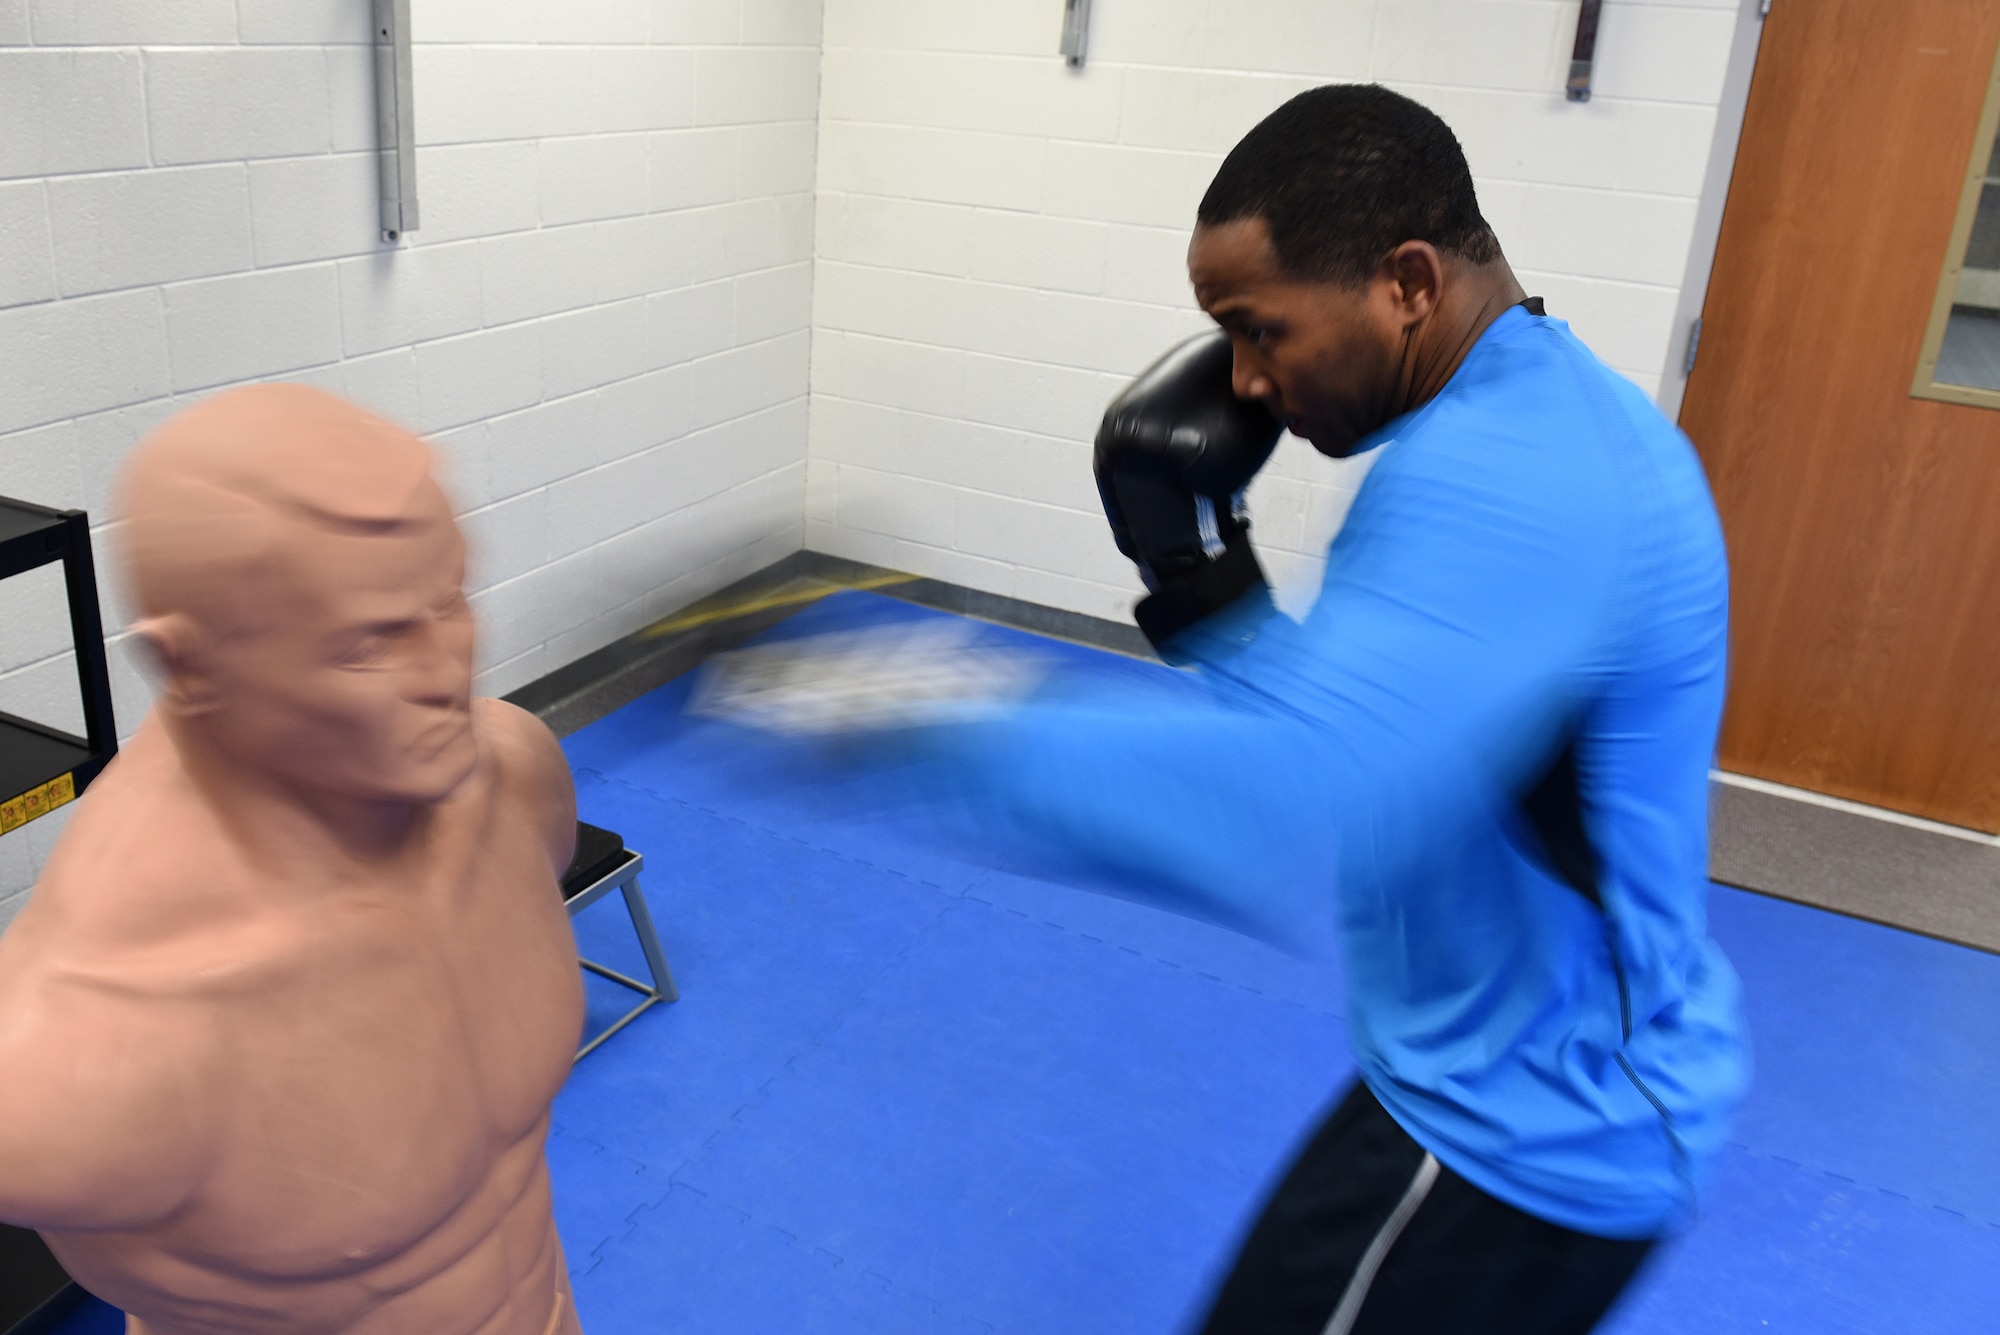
[912,85,1751,1333]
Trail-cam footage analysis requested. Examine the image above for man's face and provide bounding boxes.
[1188,217,1410,458]
[196,488,477,808]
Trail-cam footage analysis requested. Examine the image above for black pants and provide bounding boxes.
[1199,1083,1655,1335]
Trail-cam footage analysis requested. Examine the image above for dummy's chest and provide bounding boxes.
[182,852,581,1271]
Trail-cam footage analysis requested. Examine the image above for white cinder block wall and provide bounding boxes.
[0,0,823,922]
[805,0,1741,623]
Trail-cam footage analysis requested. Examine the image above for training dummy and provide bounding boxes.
[0,385,586,1335]
[823,86,1751,1335]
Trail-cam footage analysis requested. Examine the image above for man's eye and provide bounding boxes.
[1250,326,1277,347]
[338,636,391,669]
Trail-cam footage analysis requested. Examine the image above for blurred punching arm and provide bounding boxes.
[901,424,1629,951]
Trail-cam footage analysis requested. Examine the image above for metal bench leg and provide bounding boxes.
[619,875,678,1003]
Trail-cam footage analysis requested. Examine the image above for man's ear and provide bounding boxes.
[1385,241,1445,325]
[130,613,219,715]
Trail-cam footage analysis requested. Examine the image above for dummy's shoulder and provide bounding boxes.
[472,697,576,872]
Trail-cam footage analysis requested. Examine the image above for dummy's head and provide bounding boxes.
[1189,84,1505,457]
[119,385,477,807]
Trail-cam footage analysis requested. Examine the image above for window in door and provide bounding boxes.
[1915,37,2000,405]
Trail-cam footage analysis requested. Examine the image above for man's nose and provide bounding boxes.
[1230,347,1271,403]
[404,615,466,705]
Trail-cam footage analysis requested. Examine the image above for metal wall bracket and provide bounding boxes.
[1566,0,1604,102]
[1060,0,1092,67]
[372,0,417,242]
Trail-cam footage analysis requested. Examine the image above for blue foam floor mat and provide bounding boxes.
[51,591,2000,1334]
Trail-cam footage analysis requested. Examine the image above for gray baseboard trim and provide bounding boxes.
[1710,780,2000,955]
[504,550,1150,738]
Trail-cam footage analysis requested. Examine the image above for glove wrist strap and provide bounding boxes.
[1133,537,1267,649]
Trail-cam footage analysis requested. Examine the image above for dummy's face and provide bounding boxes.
[1188,217,1412,458]
[194,491,477,807]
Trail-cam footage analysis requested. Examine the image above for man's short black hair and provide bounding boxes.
[1198,84,1500,285]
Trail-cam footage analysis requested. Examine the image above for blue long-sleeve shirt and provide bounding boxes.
[912,305,1751,1238]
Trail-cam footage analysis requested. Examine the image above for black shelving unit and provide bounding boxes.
[1,494,118,1333]
[0,496,116,835]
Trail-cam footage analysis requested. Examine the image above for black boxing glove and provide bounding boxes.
[1094,329,1284,648]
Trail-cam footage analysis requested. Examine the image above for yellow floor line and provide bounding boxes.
[635,572,917,640]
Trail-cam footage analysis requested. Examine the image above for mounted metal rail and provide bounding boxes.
[372,0,417,241]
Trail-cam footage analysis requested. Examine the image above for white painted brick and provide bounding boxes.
[543,0,652,44]
[1510,184,1697,287]
[415,142,543,245]
[0,181,52,309]
[0,420,83,512]
[774,190,814,262]
[0,290,168,436]
[1119,69,1311,155]
[412,0,539,43]
[338,348,424,435]
[833,464,955,547]
[324,45,378,154]
[46,165,251,298]
[239,0,372,44]
[742,0,822,46]
[0,51,148,182]
[418,47,600,146]
[1043,141,1215,230]
[590,47,697,134]
[953,490,1110,580]
[0,2,28,44]
[337,241,484,356]
[598,364,694,461]
[687,329,808,431]
[821,2,1048,58]
[146,50,332,166]
[1102,224,1200,309]
[1516,272,1679,375]
[164,264,343,391]
[1370,1,1573,95]
[826,194,969,275]
[485,392,608,499]
[480,225,603,326]
[903,128,1042,211]
[540,133,651,225]
[72,398,176,519]
[1090,0,1376,77]
[30,0,237,45]
[964,210,1108,296]
[460,490,550,593]
[428,421,495,514]
[595,211,697,301]
[815,119,912,197]
[735,262,813,343]
[831,334,963,417]
[695,46,821,126]
[648,279,737,367]
[1441,88,1718,200]
[648,128,738,211]
[689,197,779,282]
[652,0,742,46]
[1591,4,1736,106]
[737,121,819,198]
[820,48,1121,143]
[959,349,1120,441]
[540,297,653,399]
[248,154,380,268]
[414,323,544,431]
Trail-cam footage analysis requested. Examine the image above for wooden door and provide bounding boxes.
[1681,0,2000,830]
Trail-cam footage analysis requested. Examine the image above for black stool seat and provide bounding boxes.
[563,821,631,903]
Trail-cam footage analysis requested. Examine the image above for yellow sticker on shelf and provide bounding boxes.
[0,771,76,835]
